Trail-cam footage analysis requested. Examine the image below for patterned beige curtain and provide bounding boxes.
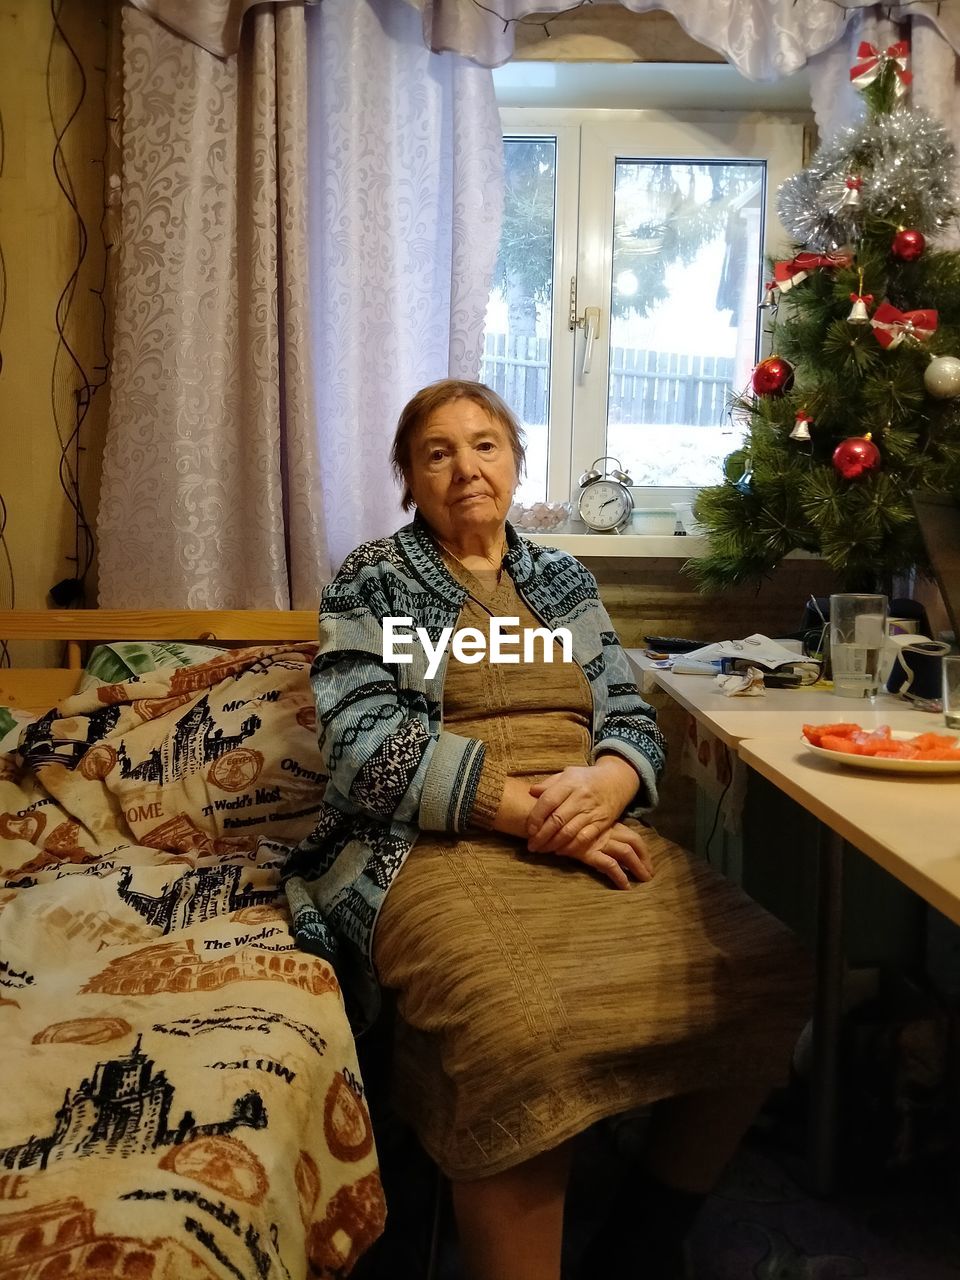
[126,0,313,57]
[98,2,327,608]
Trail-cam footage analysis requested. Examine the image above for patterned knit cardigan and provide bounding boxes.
[283,515,667,1031]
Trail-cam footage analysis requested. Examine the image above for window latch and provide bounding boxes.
[579,307,601,377]
[570,277,601,374]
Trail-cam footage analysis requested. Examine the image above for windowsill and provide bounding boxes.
[524,532,707,557]
[524,532,822,561]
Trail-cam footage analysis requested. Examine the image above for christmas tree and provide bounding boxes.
[693,42,960,593]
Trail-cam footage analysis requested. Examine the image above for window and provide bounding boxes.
[482,109,807,511]
[482,136,559,503]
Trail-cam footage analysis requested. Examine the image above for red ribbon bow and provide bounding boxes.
[850,41,913,96]
[870,301,937,349]
[849,292,874,305]
[845,176,863,191]
[773,249,855,293]
[773,251,854,292]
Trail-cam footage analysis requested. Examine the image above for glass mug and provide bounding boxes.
[886,641,950,702]
[829,594,888,699]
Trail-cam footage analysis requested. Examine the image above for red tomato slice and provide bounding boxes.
[909,733,960,752]
[820,734,864,754]
[803,723,861,746]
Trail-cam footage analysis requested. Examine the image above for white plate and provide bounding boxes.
[803,728,960,774]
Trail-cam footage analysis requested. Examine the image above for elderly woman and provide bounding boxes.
[285,379,810,1280]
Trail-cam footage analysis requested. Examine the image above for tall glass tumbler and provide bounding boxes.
[829,594,888,698]
[943,655,960,729]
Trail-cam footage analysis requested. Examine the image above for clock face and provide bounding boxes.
[577,479,632,531]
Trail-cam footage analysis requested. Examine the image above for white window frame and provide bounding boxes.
[498,108,807,510]
[493,123,580,506]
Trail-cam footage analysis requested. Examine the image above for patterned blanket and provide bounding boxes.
[0,646,384,1279]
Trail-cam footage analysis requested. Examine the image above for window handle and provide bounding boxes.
[580,306,601,377]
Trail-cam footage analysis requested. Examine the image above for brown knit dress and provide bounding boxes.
[372,558,811,1181]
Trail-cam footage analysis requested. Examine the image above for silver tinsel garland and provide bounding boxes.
[778,108,957,252]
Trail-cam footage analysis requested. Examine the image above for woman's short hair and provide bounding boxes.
[391,379,527,511]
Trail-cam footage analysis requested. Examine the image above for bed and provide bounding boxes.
[0,611,385,1280]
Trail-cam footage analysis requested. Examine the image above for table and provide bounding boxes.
[626,654,960,1193]
[739,736,960,1193]
[738,737,960,927]
[636,660,938,749]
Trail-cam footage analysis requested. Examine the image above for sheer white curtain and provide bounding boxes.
[307,0,504,571]
[912,16,960,249]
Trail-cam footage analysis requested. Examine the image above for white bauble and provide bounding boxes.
[924,355,960,399]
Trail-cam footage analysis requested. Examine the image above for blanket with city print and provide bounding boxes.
[0,644,385,1279]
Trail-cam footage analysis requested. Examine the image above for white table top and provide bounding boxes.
[622,651,960,922]
[625,652,938,749]
[739,735,960,927]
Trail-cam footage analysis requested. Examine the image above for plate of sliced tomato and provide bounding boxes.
[801,723,960,774]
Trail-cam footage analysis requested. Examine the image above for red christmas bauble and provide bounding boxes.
[891,228,926,261]
[752,355,794,397]
[832,435,881,480]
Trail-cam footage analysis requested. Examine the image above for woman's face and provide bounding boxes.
[406,399,518,545]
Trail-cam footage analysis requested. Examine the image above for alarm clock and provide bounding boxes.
[576,457,634,532]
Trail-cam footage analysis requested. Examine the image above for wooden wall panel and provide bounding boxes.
[588,556,841,648]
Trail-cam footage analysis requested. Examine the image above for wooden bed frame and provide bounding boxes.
[0,609,319,714]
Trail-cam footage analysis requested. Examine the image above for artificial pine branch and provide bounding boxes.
[859,366,926,422]
[877,426,921,464]
[821,320,883,377]
[693,41,960,592]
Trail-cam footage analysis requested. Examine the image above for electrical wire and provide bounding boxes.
[704,769,734,867]
[0,104,12,666]
[0,492,11,669]
[46,0,109,605]
[470,0,594,36]
[0,112,5,345]
[819,0,945,15]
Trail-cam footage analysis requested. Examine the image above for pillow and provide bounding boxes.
[0,706,33,754]
[79,640,227,691]
[18,644,324,855]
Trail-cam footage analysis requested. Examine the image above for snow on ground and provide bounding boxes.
[515,422,745,505]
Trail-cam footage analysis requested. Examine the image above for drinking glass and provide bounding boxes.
[829,594,887,698]
[943,655,960,729]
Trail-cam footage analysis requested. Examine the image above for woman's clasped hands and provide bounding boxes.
[525,759,654,890]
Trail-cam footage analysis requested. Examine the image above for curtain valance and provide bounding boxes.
[421,0,960,78]
[127,0,320,57]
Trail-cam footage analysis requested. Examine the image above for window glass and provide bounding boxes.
[606,159,765,486]
[482,137,556,504]
[482,110,803,515]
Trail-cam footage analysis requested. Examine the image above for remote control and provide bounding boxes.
[763,670,803,688]
[642,636,705,654]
